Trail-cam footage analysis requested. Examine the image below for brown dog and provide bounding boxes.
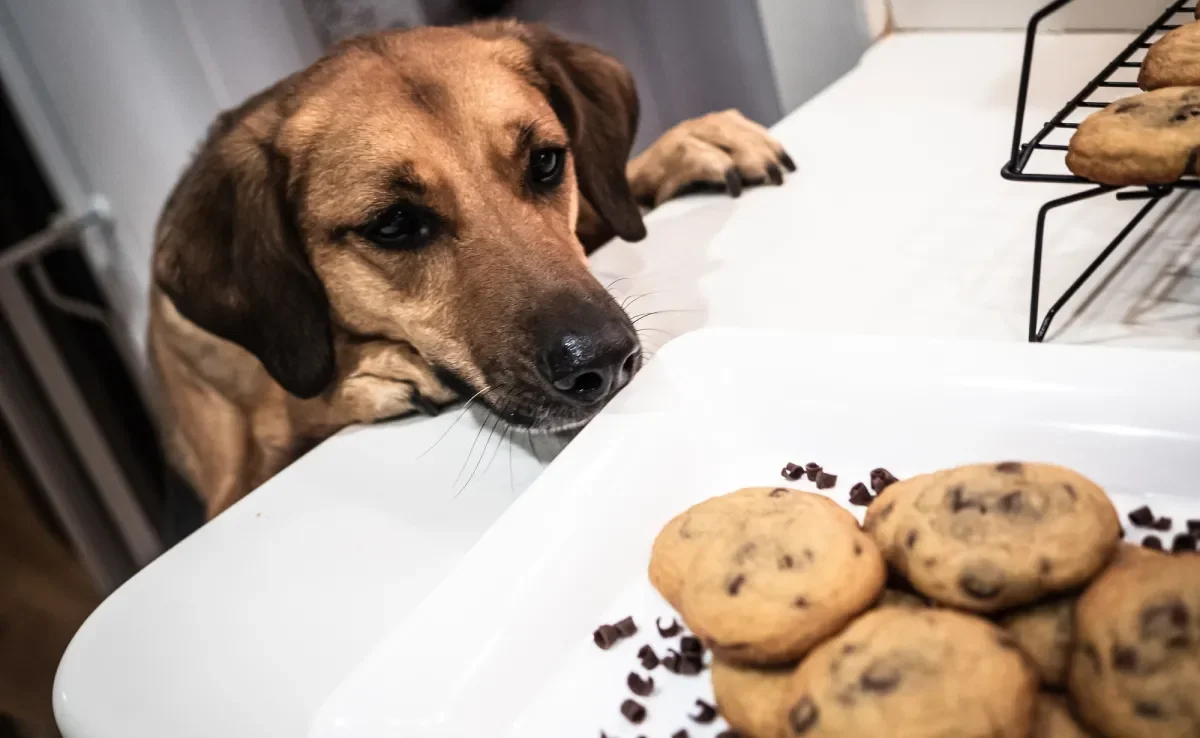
[148,21,792,519]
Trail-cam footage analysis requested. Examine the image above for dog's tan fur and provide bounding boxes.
[149,21,791,519]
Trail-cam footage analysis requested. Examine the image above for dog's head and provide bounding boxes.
[154,22,647,431]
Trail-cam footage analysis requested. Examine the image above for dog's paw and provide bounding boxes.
[627,109,795,207]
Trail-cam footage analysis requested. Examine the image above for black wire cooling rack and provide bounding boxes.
[1001,0,1200,342]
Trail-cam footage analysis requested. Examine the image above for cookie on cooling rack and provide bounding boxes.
[1140,22,1200,90]
[1066,87,1200,185]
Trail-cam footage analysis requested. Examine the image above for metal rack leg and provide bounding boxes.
[1030,187,1167,342]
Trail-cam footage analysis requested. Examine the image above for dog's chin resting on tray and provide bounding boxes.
[148,20,794,520]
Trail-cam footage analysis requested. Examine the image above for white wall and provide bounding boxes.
[892,0,1163,31]
[0,0,319,361]
[757,0,872,115]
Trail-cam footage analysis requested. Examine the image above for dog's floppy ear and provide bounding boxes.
[515,24,647,244]
[153,113,334,399]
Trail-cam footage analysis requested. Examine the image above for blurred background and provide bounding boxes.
[0,1,874,735]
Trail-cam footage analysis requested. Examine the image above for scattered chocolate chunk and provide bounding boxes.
[804,462,822,481]
[1143,535,1164,551]
[680,636,703,656]
[995,461,1023,474]
[1152,517,1173,531]
[637,644,659,670]
[728,574,746,595]
[870,468,898,493]
[671,730,690,738]
[781,462,804,481]
[678,651,704,675]
[1129,506,1155,527]
[1172,534,1197,553]
[848,482,873,506]
[689,699,718,724]
[594,624,620,650]
[793,596,810,608]
[626,672,654,697]
[859,663,901,693]
[656,617,682,638]
[789,696,820,734]
[620,699,646,724]
[662,649,681,673]
[1188,519,1200,536]
[815,471,837,489]
[959,567,1004,600]
[614,616,638,637]
[997,491,1024,514]
[779,554,795,569]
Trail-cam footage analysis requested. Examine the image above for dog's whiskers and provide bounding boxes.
[417,383,500,460]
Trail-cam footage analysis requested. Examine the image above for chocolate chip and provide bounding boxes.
[626,672,654,697]
[854,542,863,556]
[620,699,646,724]
[843,643,858,654]
[1134,701,1164,719]
[680,636,703,656]
[959,566,1004,600]
[1172,534,1197,552]
[859,662,901,693]
[1062,483,1077,500]
[637,644,659,670]
[849,483,873,506]
[656,617,682,638]
[689,699,717,724]
[662,649,680,673]
[815,471,837,489]
[1152,516,1173,531]
[788,697,819,735]
[1141,600,1190,641]
[594,624,620,649]
[677,652,704,675]
[1143,535,1163,550]
[804,462,822,481]
[904,530,918,549]
[1038,558,1052,576]
[671,730,690,738]
[995,461,1023,474]
[804,547,815,562]
[614,616,638,637]
[794,596,810,608]
[997,490,1023,513]
[1129,506,1155,526]
[869,468,898,493]
[728,574,746,595]
[781,463,803,481]
[1188,519,1200,536]
[770,486,791,497]
[779,554,795,569]
[1112,644,1138,672]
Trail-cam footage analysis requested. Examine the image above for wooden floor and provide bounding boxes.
[0,448,100,738]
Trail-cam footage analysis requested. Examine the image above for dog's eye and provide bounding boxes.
[362,205,433,249]
[528,146,566,191]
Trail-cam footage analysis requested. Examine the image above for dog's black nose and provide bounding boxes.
[539,326,641,406]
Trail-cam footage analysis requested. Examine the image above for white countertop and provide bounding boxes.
[56,31,1200,738]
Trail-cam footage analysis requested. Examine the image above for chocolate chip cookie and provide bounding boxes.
[650,486,804,608]
[1066,87,1200,185]
[778,607,1037,738]
[1032,693,1095,738]
[999,592,1076,687]
[710,658,792,738]
[864,462,1120,612]
[679,492,885,665]
[1140,22,1200,89]
[1069,551,1200,738]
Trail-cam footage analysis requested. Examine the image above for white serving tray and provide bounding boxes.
[310,328,1200,738]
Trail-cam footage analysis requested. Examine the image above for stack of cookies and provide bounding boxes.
[648,462,1200,738]
[1066,11,1200,186]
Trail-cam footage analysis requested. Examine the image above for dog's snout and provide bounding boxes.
[539,326,640,406]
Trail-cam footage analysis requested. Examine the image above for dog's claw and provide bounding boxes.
[766,163,783,186]
[724,168,743,198]
[780,151,797,173]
